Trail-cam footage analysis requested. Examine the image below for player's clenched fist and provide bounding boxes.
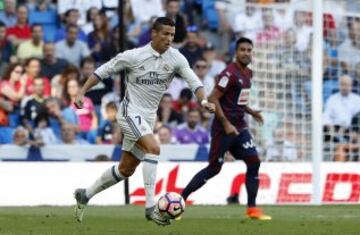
[201,100,215,113]
[74,94,84,109]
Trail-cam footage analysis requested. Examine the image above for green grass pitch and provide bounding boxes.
[0,205,359,235]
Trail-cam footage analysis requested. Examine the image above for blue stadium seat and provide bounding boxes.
[8,113,20,128]
[0,127,15,144]
[28,10,58,42]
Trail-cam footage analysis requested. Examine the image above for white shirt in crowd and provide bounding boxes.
[323,92,360,127]
[94,44,203,121]
[129,0,164,23]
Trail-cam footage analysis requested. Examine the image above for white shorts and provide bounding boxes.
[117,113,154,160]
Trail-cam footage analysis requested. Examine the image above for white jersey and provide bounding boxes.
[94,43,203,121]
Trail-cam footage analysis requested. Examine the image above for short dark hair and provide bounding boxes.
[0,21,5,28]
[65,8,78,17]
[24,57,40,67]
[80,56,95,68]
[31,23,42,31]
[179,88,193,101]
[235,37,253,49]
[166,0,180,4]
[66,24,78,33]
[106,101,117,110]
[152,17,175,31]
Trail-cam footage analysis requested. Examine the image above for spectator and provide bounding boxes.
[54,9,87,42]
[179,26,204,68]
[55,25,91,66]
[165,0,187,45]
[323,75,360,143]
[82,7,100,35]
[100,75,121,120]
[256,8,281,44]
[202,43,226,79]
[0,63,26,108]
[172,88,198,116]
[96,101,117,144]
[232,2,263,41]
[99,25,135,62]
[57,0,102,26]
[129,0,164,24]
[80,57,112,113]
[338,17,360,74]
[45,97,78,138]
[0,21,12,63]
[33,113,57,145]
[58,123,88,144]
[293,10,313,52]
[193,58,214,96]
[0,0,17,27]
[63,78,98,134]
[22,57,51,97]
[156,125,176,144]
[12,126,30,146]
[265,129,298,161]
[17,24,44,61]
[157,93,183,127]
[87,11,110,62]
[215,0,245,53]
[51,64,80,99]
[352,62,360,94]
[0,96,13,126]
[40,42,68,80]
[6,5,31,46]
[20,77,47,130]
[334,112,360,161]
[174,109,210,144]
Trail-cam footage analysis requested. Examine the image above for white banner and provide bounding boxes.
[0,162,359,206]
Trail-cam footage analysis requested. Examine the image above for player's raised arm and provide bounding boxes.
[176,52,215,112]
[74,50,134,108]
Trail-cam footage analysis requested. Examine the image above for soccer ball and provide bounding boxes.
[157,192,185,219]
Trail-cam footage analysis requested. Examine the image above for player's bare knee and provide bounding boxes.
[144,145,160,155]
[118,165,135,177]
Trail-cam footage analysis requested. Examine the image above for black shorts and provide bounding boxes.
[208,129,258,167]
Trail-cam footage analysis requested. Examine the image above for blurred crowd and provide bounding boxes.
[0,0,359,162]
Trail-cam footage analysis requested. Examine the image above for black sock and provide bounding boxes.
[181,166,220,201]
[246,162,260,207]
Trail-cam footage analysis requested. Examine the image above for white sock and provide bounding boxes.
[143,154,159,208]
[85,165,125,199]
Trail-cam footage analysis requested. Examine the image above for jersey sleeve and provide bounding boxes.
[214,71,234,93]
[175,51,203,93]
[94,49,134,80]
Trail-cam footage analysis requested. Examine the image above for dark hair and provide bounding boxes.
[235,37,253,49]
[80,56,95,68]
[152,17,175,31]
[31,23,42,31]
[2,63,23,81]
[66,24,78,33]
[34,112,50,128]
[62,77,79,105]
[86,7,99,22]
[161,93,172,100]
[106,101,117,110]
[24,57,40,67]
[65,8,78,17]
[0,21,5,27]
[179,88,193,101]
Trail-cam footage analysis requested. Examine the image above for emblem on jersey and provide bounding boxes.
[237,88,251,105]
[218,76,229,88]
[163,64,170,72]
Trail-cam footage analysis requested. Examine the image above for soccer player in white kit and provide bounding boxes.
[73,17,215,226]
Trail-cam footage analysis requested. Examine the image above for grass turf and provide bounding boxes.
[0,205,359,235]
